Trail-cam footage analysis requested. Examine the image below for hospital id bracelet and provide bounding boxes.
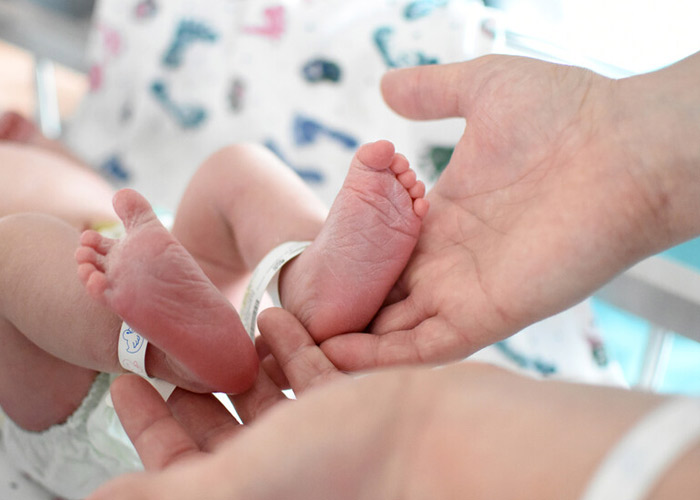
[240,240,312,340]
[118,321,176,400]
[579,397,700,500]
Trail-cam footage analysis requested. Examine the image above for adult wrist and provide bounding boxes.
[612,53,700,247]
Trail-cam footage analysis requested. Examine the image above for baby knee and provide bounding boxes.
[199,143,280,178]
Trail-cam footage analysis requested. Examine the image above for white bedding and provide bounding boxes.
[64,0,491,212]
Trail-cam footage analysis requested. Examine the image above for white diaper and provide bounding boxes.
[0,373,141,500]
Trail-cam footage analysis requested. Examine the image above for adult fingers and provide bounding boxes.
[229,364,288,423]
[166,388,240,453]
[256,335,291,389]
[321,315,472,372]
[88,455,221,500]
[110,375,207,469]
[380,57,497,121]
[257,307,347,395]
[87,471,160,500]
[232,305,347,422]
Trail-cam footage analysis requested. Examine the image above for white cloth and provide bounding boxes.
[65,0,490,211]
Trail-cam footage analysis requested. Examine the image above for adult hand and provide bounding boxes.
[324,54,700,370]
[89,307,678,500]
[88,308,426,500]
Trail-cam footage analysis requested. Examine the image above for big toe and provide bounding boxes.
[112,189,160,230]
[355,140,396,171]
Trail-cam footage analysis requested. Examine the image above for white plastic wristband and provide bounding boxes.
[240,240,312,340]
[580,397,700,500]
[118,321,176,400]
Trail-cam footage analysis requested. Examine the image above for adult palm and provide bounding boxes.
[324,55,669,370]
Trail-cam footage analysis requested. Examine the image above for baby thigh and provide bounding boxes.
[0,213,120,431]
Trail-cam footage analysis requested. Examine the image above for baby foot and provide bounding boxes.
[75,189,257,394]
[280,140,428,341]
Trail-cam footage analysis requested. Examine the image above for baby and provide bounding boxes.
[0,113,427,499]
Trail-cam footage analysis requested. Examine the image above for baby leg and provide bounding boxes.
[76,191,258,394]
[0,214,110,431]
[0,212,237,434]
[170,144,328,305]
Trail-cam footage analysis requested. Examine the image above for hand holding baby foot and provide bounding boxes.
[323,55,694,370]
[97,308,612,500]
[75,189,257,394]
[91,308,418,500]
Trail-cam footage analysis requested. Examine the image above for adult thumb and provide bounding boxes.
[380,57,495,121]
